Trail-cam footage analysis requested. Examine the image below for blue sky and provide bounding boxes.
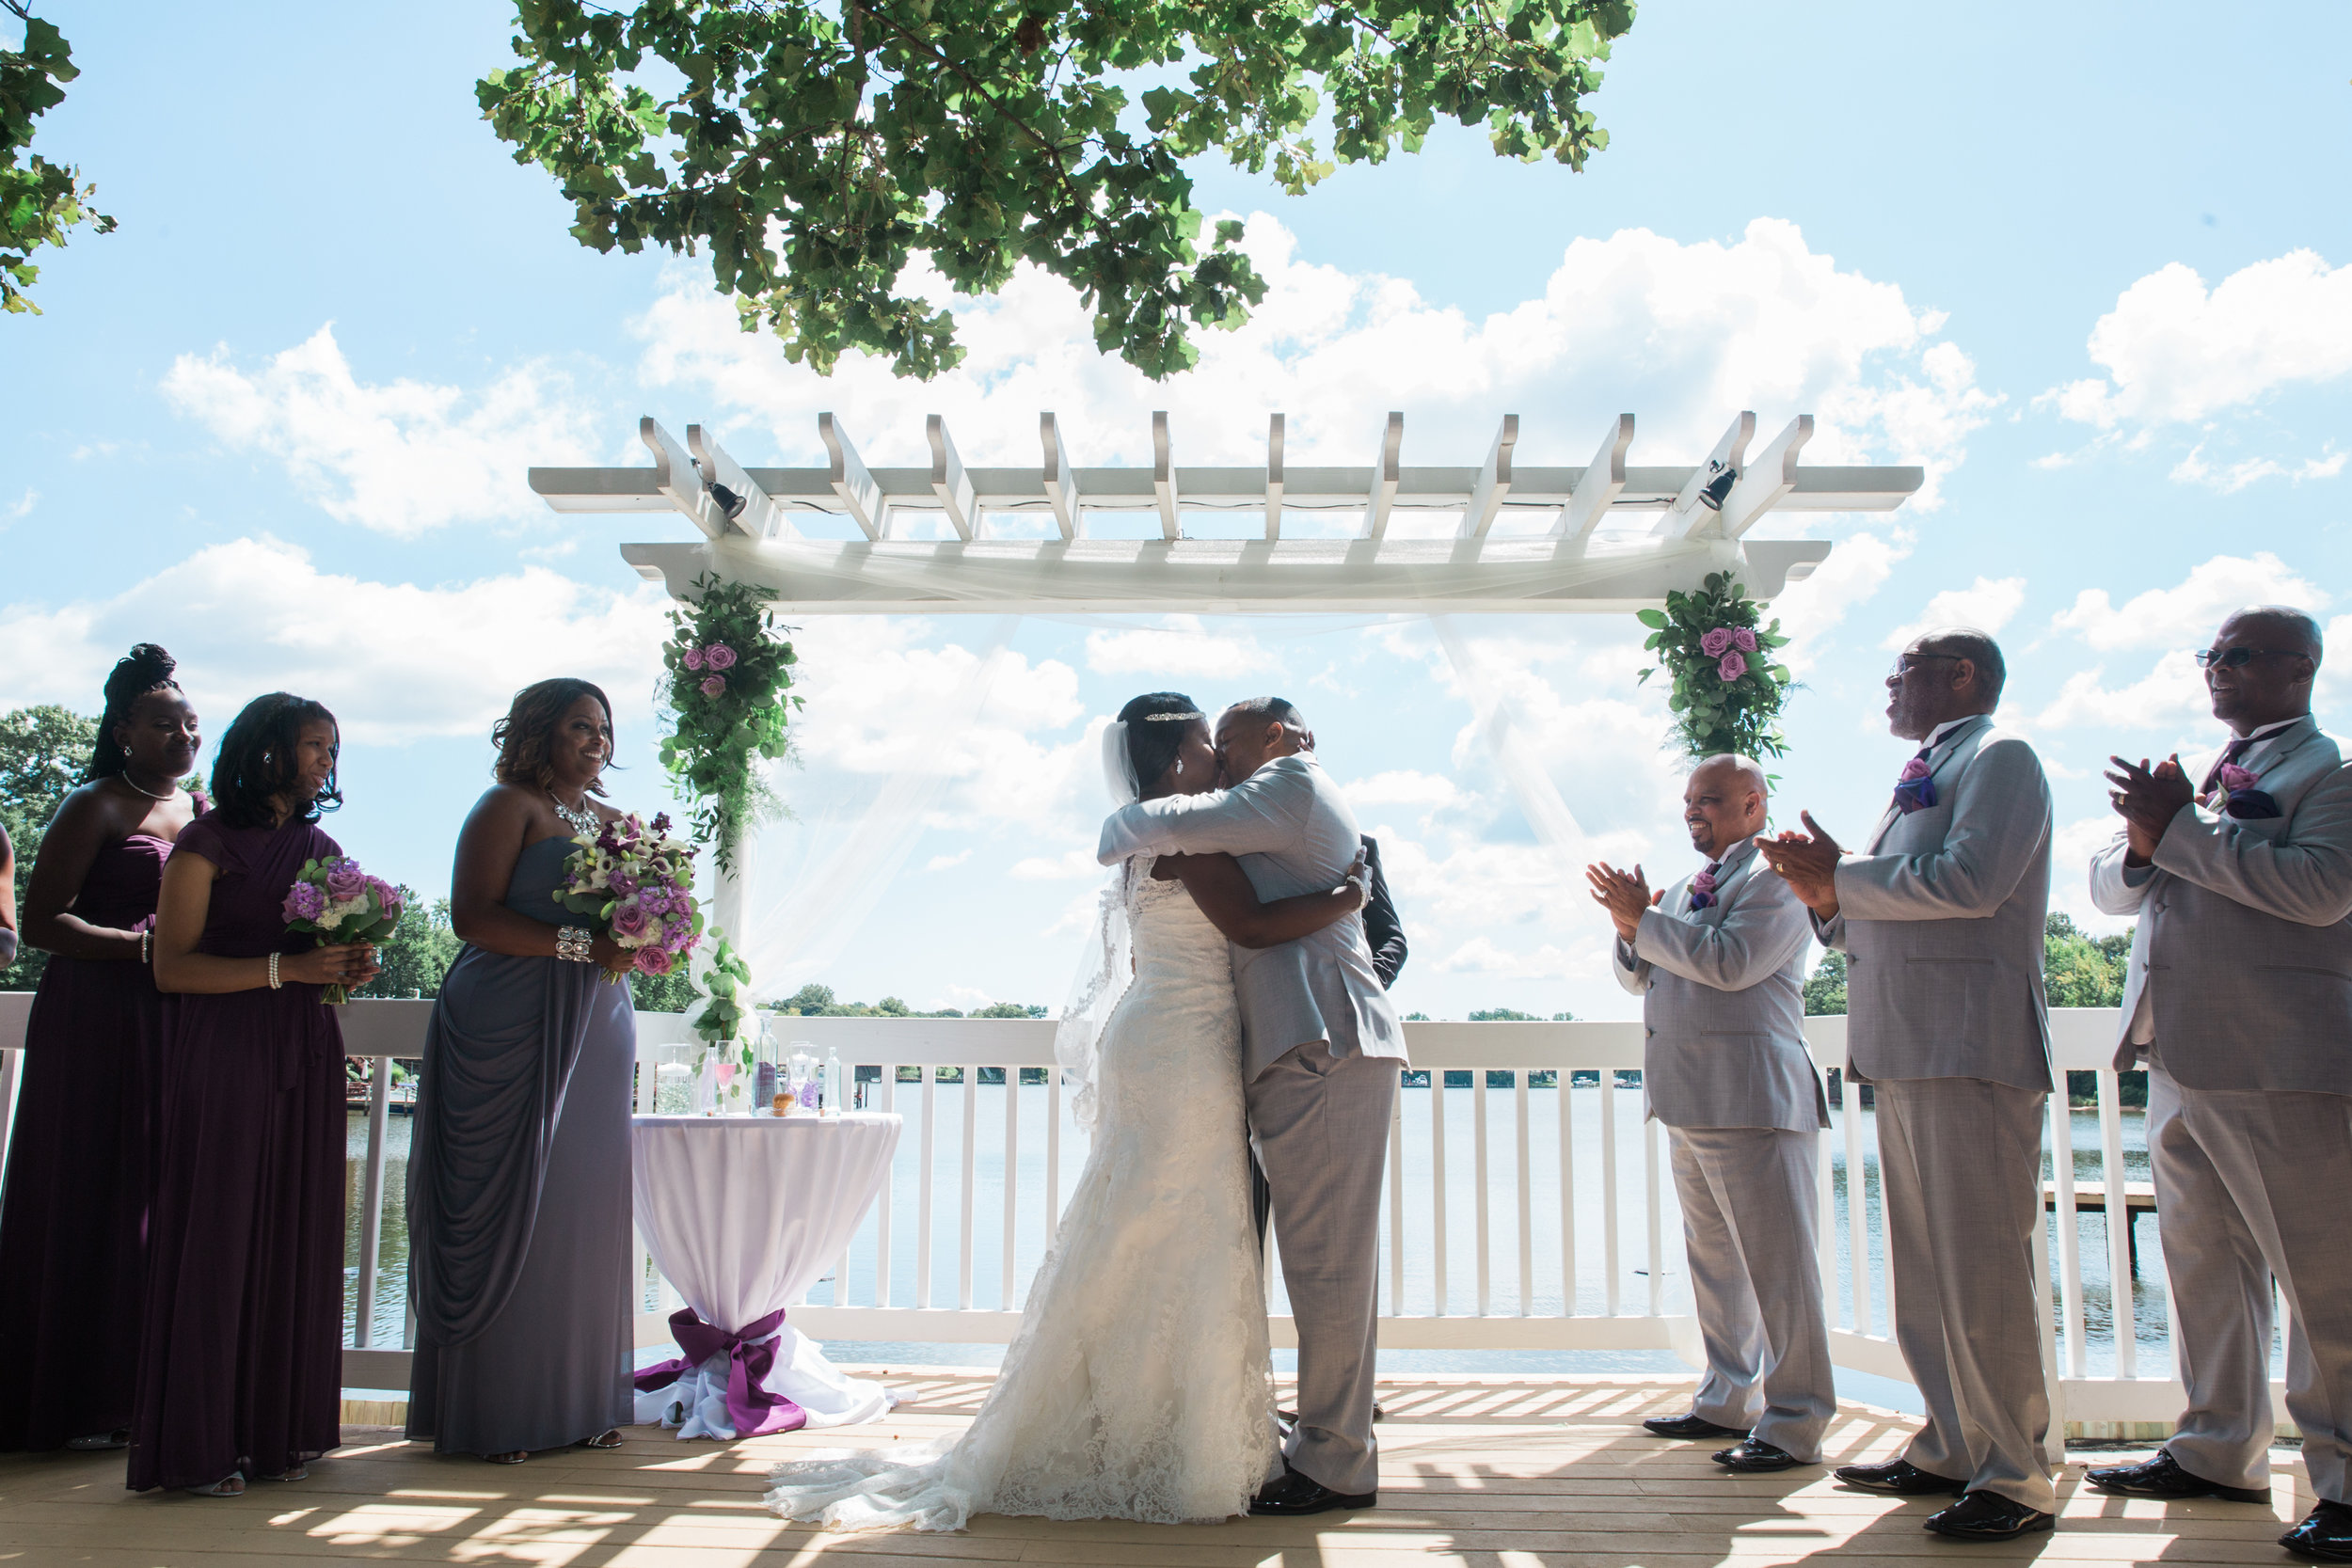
[5,3,2350,1018]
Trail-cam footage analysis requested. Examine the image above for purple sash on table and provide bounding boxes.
[631,1306,807,1436]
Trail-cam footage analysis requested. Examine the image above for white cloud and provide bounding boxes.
[1083,616,1279,679]
[2045,249,2352,428]
[1882,576,2026,650]
[4,489,32,520]
[2048,814,2133,934]
[640,214,1994,515]
[2047,552,2328,652]
[1347,769,1463,810]
[0,536,670,744]
[1766,527,1913,674]
[2027,653,2212,735]
[1435,936,1585,981]
[1009,847,1100,880]
[924,848,973,872]
[2169,444,2345,493]
[161,324,600,537]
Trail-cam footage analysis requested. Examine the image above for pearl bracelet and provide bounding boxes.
[556,926,596,963]
[140,928,152,964]
[267,951,282,990]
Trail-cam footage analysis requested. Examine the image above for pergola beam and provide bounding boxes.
[1152,411,1181,540]
[1661,411,1756,538]
[1457,415,1519,540]
[927,415,977,541]
[1264,414,1285,541]
[1553,414,1633,542]
[688,423,787,542]
[1040,412,1081,540]
[818,413,884,540]
[1363,411,1403,539]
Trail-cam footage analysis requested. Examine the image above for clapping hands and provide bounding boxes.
[2104,754,2193,865]
[1584,862,1659,943]
[1755,813,1845,920]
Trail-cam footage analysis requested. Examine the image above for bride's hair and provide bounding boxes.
[1117,691,1204,791]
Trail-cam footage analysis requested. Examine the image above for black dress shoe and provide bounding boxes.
[1643,1414,1749,1441]
[1833,1457,1968,1496]
[1249,1465,1375,1517]
[2281,1500,2352,1562]
[1713,1438,1805,1472]
[2085,1448,2270,1505]
[1923,1491,2057,1541]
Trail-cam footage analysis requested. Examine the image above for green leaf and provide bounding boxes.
[1635,608,1667,629]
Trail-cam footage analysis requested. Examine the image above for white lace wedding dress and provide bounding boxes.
[763,856,1278,1531]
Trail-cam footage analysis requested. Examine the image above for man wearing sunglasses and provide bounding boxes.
[2088,607,2352,1564]
[1756,627,2058,1541]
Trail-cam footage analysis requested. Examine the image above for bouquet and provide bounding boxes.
[282,856,405,1005]
[554,811,705,983]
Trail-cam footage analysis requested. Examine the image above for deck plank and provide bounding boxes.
[0,1373,2309,1566]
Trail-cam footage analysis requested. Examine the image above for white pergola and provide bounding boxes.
[532,411,1921,614]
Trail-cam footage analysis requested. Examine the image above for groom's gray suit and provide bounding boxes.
[1099,752,1406,1497]
[1817,712,2058,1512]
[2090,714,2352,1504]
[1614,837,1835,1460]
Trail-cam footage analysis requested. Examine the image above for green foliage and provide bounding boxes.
[2043,911,2131,1009]
[477,0,1635,380]
[689,934,754,1046]
[0,705,99,990]
[766,980,1039,1018]
[631,962,701,1012]
[2,7,115,315]
[354,891,462,998]
[659,573,799,873]
[1636,573,1794,763]
[1802,947,1847,1016]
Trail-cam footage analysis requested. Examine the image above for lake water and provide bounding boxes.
[345,1077,2198,1397]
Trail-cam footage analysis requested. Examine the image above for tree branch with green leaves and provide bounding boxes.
[478,0,1636,380]
[2,3,114,316]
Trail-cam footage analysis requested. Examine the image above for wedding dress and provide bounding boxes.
[763,854,1278,1531]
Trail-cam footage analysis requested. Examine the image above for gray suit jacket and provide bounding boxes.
[1098,753,1408,1080]
[2088,715,2352,1092]
[1817,714,2054,1090]
[1614,838,1827,1132]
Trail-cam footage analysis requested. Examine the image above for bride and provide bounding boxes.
[764,691,1369,1531]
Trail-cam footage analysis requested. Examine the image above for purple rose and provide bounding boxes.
[704,642,737,671]
[1732,626,1758,654]
[325,860,368,900]
[1717,651,1747,681]
[636,945,675,977]
[683,645,707,672]
[1691,868,1719,896]
[2218,762,2260,793]
[1699,627,1734,658]
[700,673,726,698]
[612,901,650,938]
[1899,757,1933,783]
[282,881,326,923]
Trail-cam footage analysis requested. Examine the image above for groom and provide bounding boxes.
[1098,696,1407,1516]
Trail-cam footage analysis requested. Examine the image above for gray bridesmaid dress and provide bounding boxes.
[405,835,636,1455]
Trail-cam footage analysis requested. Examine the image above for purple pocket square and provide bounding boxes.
[1891,777,1937,815]
[2223,787,2282,820]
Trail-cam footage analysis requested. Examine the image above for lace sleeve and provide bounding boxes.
[1052,857,1143,1132]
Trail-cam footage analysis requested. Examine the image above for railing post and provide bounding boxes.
[2096,1069,2136,1379]
[354,1053,393,1349]
[1601,1071,1621,1316]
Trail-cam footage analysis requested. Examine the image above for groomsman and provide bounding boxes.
[1756,628,2058,1543]
[2088,607,2352,1563]
[1587,755,1834,1473]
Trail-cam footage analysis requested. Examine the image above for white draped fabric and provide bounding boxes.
[630,1113,903,1436]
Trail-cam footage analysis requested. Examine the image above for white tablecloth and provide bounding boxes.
[629,1111,902,1438]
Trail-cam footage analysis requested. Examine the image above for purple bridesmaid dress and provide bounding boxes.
[0,834,170,1449]
[126,812,348,1492]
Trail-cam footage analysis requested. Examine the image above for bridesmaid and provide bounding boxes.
[405,678,637,1464]
[0,645,202,1452]
[130,693,380,1497]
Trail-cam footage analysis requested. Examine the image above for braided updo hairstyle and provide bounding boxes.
[86,643,183,781]
[1117,691,1206,793]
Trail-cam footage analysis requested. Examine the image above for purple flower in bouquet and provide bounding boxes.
[703,642,737,671]
[651,813,673,835]
[683,645,707,672]
[369,876,404,913]
[1731,626,1757,653]
[636,945,675,977]
[608,871,639,898]
[325,860,369,900]
[282,881,326,923]
[700,673,726,698]
[1700,626,1734,658]
[612,901,650,939]
[1717,651,1748,681]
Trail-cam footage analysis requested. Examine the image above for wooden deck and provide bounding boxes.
[0,1370,2312,1565]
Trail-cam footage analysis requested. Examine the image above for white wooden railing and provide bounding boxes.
[0,997,2289,1434]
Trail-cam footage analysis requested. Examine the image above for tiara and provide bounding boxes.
[1140,711,1206,721]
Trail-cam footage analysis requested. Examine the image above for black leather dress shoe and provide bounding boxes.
[1643,1414,1749,1441]
[2085,1448,2270,1505]
[1923,1491,2057,1541]
[2281,1500,2352,1562]
[1833,1457,1968,1496]
[1713,1438,1805,1472]
[1249,1465,1375,1517]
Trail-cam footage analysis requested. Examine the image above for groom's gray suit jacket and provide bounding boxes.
[1613,839,1826,1133]
[1098,753,1408,1081]
[2089,715,2352,1091]
[1817,713,2054,1089]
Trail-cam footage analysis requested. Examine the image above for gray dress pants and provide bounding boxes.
[1667,1125,1836,1461]
[1872,1076,2056,1512]
[1247,1042,1398,1498]
[2149,1065,2352,1503]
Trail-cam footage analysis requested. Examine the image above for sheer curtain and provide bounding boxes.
[1427,614,1593,870]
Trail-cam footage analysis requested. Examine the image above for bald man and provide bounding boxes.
[1588,756,1833,1472]
[2090,608,2352,1563]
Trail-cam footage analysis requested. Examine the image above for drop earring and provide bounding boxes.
[1175,758,1184,776]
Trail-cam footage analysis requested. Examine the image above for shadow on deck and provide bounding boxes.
[0,1370,2310,1565]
